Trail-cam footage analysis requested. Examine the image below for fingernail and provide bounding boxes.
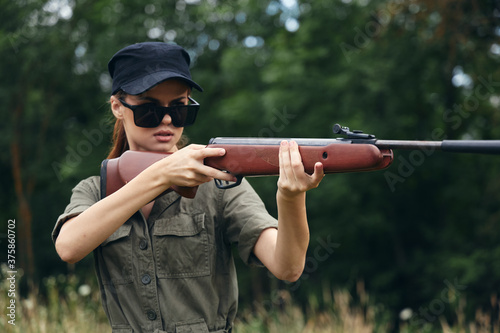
[220,149,226,155]
[281,140,288,146]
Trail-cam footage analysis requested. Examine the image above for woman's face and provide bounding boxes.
[110,80,191,153]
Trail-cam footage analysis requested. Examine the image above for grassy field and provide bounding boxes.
[0,270,498,333]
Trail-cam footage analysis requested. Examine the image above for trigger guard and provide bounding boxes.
[214,175,243,189]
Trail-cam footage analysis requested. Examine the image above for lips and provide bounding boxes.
[154,130,173,136]
[153,130,174,142]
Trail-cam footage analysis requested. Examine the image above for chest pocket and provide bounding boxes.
[100,223,133,285]
[153,213,210,278]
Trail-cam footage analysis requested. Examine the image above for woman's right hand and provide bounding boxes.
[152,144,237,189]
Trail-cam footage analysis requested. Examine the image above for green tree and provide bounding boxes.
[2,0,500,328]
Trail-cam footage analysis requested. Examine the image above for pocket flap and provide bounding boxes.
[175,318,209,333]
[153,213,205,237]
[101,223,132,246]
[112,328,133,333]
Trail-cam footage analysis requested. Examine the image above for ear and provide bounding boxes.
[110,95,124,120]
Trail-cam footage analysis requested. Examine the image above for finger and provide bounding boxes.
[310,162,325,186]
[197,147,227,159]
[182,169,235,187]
[282,141,307,187]
[288,141,305,175]
[198,165,237,182]
[279,140,292,181]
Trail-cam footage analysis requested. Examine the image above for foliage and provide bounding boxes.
[1,0,500,330]
[1,268,499,333]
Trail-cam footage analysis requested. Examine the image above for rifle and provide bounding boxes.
[100,124,500,199]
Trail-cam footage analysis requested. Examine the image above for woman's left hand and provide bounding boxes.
[277,140,324,198]
[254,140,324,281]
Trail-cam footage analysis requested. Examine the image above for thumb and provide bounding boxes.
[310,162,325,185]
[186,144,206,150]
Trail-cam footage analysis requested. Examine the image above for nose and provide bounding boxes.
[161,112,172,125]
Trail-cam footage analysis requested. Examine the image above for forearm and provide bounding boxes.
[275,191,310,280]
[55,163,168,263]
[253,141,324,281]
[255,191,310,282]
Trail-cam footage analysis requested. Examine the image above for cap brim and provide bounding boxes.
[120,71,203,95]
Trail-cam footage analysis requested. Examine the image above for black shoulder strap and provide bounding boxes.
[100,159,109,200]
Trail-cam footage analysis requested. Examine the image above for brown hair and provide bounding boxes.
[106,91,189,159]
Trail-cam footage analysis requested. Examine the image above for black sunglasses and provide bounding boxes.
[118,97,200,128]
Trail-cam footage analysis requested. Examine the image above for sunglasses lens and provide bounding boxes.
[169,106,198,127]
[133,104,162,128]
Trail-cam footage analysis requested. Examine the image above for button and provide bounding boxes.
[141,274,151,285]
[146,310,157,320]
[139,239,148,250]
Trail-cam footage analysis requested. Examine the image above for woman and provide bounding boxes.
[53,42,324,333]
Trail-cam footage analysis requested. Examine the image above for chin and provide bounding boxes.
[133,143,174,153]
[154,143,178,153]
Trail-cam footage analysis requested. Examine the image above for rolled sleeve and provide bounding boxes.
[238,215,277,267]
[221,179,278,267]
[52,176,101,243]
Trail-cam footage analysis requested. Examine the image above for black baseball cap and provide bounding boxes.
[108,42,203,95]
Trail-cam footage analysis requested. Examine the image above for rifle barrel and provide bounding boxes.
[374,140,442,150]
[375,140,500,154]
[209,137,500,154]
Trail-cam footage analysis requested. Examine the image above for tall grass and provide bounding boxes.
[0,267,109,333]
[234,286,390,333]
[1,268,498,333]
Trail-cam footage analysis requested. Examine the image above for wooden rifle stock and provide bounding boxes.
[100,151,199,199]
